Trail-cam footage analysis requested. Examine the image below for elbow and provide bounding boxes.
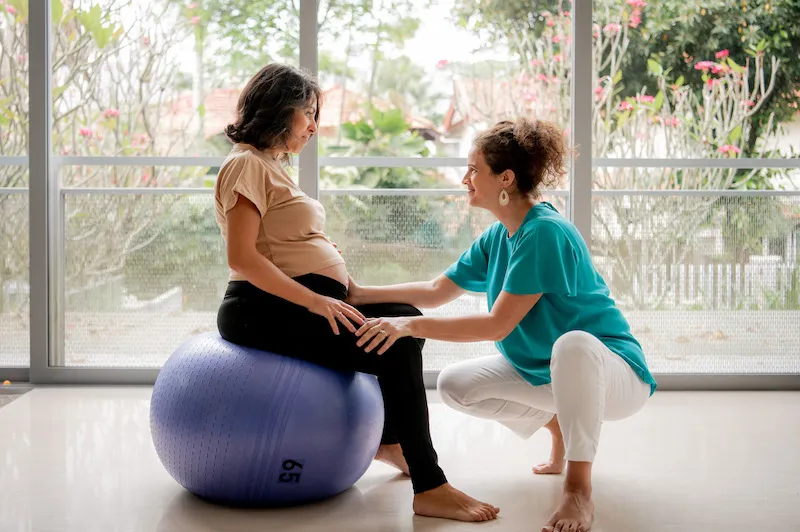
[488,320,514,342]
[227,248,252,273]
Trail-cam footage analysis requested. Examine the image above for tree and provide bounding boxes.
[443,1,794,308]
[1,0,210,315]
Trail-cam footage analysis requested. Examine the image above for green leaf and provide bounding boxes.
[52,0,63,26]
[197,103,206,118]
[729,125,742,143]
[780,30,789,39]
[0,114,8,127]
[372,108,407,135]
[726,57,745,74]
[647,59,663,76]
[654,90,664,111]
[52,85,68,99]
[675,75,685,87]
[612,70,623,85]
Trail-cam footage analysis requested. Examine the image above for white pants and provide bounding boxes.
[437,330,651,462]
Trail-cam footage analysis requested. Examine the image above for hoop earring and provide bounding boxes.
[499,188,509,206]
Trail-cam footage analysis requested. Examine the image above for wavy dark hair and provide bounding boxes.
[473,118,571,199]
[225,63,322,163]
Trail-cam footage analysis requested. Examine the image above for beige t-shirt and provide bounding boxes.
[214,144,345,280]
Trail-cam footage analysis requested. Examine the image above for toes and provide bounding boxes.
[481,503,497,517]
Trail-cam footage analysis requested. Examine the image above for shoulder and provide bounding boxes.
[220,145,272,175]
[518,214,578,249]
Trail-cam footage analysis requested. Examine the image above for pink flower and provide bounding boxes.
[79,128,93,138]
[190,15,200,24]
[694,61,715,71]
[436,59,449,69]
[141,174,150,183]
[563,11,570,17]
[594,86,604,94]
[668,117,681,127]
[629,15,642,28]
[552,34,562,43]
[619,101,634,111]
[541,11,552,17]
[715,49,729,59]
[522,92,536,102]
[553,54,562,62]
[706,78,718,87]
[538,73,550,82]
[102,108,120,119]
[740,100,756,108]
[530,59,540,67]
[627,0,647,6]
[711,64,730,75]
[142,36,150,46]
[187,2,198,8]
[604,23,622,33]
[546,19,555,27]
[636,95,655,103]
[6,5,16,14]
[718,145,741,155]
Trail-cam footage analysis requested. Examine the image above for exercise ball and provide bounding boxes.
[150,332,384,507]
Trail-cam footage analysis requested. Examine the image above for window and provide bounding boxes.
[0,0,29,368]
[592,0,800,374]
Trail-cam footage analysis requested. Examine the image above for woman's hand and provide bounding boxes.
[355,316,415,355]
[306,294,366,335]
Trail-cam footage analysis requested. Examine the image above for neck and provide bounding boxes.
[492,196,537,237]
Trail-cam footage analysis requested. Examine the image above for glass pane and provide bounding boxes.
[318,0,572,159]
[592,0,800,159]
[592,189,800,374]
[0,0,27,157]
[52,0,298,158]
[321,190,570,371]
[63,190,225,367]
[0,175,29,368]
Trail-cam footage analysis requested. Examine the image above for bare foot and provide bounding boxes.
[542,490,594,532]
[533,459,565,475]
[374,444,410,476]
[534,415,566,475]
[413,483,500,522]
[532,440,565,475]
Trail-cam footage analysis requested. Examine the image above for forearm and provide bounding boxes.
[409,315,504,343]
[356,280,442,308]
[231,251,317,308]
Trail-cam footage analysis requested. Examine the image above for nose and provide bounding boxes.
[308,117,318,136]
[461,171,470,186]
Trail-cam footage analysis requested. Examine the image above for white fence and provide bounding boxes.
[600,260,800,310]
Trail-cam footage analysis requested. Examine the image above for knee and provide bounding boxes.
[551,331,602,372]
[436,364,471,409]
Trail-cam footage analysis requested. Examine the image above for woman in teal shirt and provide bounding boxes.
[347,118,657,532]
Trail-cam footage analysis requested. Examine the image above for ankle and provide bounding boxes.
[563,481,592,498]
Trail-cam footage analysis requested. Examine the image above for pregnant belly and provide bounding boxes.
[311,262,350,288]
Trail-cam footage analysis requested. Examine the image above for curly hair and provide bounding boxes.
[225,63,322,163]
[473,118,572,198]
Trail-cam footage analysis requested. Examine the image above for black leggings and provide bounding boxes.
[216,274,447,494]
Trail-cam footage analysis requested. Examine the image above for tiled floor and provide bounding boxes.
[0,387,798,531]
